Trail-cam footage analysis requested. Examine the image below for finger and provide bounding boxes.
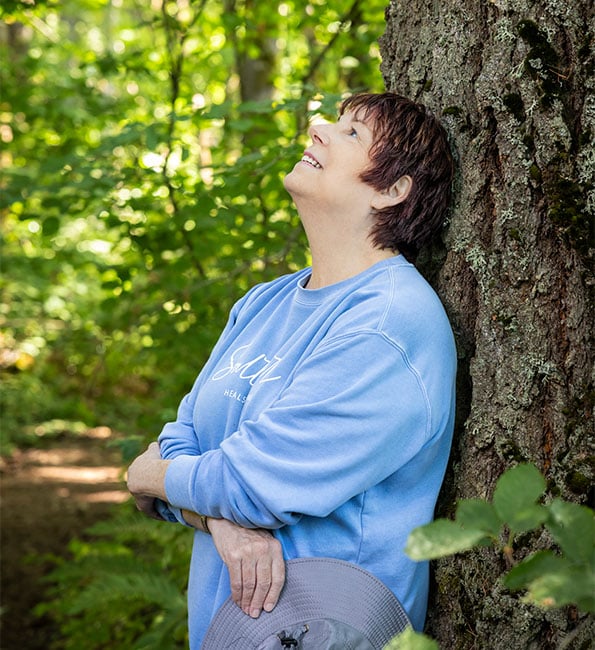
[240,561,258,617]
[263,553,285,612]
[249,559,273,618]
[228,558,243,609]
[134,495,153,513]
[134,496,161,519]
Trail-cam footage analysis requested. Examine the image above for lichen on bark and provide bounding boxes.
[379,0,594,647]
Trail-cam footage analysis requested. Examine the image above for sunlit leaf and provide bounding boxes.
[505,550,595,612]
[405,519,490,561]
[385,627,439,650]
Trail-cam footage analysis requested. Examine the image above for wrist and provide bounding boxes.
[182,509,212,534]
[199,513,211,534]
[144,459,171,499]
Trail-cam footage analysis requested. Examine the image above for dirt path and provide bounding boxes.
[0,428,129,650]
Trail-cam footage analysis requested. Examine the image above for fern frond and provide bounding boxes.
[67,570,186,615]
[132,607,188,650]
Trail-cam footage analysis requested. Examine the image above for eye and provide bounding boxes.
[348,127,358,138]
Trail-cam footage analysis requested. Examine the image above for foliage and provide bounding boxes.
[35,509,193,649]
[386,465,594,649]
[0,0,386,454]
[384,628,439,650]
[399,463,595,648]
[1,1,387,647]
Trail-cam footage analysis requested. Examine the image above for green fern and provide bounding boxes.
[132,609,189,650]
[67,568,186,614]
[36,504,192,650]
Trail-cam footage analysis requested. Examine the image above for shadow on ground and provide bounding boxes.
[0,428,129,650]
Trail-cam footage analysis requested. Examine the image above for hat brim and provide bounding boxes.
[201,557,411,649]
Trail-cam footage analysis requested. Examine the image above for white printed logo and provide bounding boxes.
[211,344,283,386]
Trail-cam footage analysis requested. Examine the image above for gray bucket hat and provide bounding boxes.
[201,557,411,649]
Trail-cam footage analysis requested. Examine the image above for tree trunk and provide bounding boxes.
[379,1,593,648]
[222,0,278,104]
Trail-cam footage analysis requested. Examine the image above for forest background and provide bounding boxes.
[1,0,593,649]
[1,0,390,649]
[2,0,386,454]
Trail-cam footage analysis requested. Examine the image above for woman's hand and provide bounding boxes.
[127,442,170,518]
[128,445,285,616]
[207,518,285,619]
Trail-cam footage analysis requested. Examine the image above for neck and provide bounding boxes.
[306,234,396,290]
[293,198,397,289]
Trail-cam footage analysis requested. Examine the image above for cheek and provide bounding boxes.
[343,163,369,186]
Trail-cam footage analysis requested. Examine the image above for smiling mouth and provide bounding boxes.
[301,153,322,169]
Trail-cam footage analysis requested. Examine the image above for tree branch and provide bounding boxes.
[159,0,209,278]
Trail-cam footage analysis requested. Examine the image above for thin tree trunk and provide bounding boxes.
[380,1,594,648]
[223,0,277,103]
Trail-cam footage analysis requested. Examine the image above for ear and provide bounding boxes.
[371,175,412,210]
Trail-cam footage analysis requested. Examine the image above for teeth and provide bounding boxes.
[301,154,321,168]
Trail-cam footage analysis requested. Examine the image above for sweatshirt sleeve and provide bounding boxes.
[164,330,439,529]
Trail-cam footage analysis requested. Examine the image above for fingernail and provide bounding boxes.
[250,609,260,618]
[263,602,274,612]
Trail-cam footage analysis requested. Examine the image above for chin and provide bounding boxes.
[283,168,299,195]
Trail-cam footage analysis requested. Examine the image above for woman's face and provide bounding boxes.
[283,110,381,217]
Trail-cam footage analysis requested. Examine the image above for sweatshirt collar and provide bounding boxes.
[295,255,408,305]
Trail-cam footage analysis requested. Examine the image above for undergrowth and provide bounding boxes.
[35,507,193,650]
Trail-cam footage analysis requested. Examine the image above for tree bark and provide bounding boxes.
[379,1,594,648]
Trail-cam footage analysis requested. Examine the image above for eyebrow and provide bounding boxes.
[338,113,374,140]
[341,115,371,130]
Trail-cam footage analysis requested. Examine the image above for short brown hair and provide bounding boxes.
[340,92,454,260]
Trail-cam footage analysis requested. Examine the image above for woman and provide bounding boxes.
[127,92,457,648]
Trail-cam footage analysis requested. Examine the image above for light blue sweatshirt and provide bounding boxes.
[158,255,457,648]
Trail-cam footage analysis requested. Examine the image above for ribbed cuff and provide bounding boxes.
[164,454,202,513]
[154,498,192,527]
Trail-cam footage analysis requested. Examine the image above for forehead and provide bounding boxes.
[340,103,380,136]
[341,105,374,122]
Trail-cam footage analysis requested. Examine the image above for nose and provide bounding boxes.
[308,121,330,145]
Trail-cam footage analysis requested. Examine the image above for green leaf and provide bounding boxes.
[405,519,490,561]
[239,99,275,114]
[235,150,264,165]
[505,551,595,612]
[546,498,595,565]
[507,503,547,536]
[42,216,60,237]
[504,550,568,590]
[524,566,595,612]
[456,498,502,537]
[201,100,233,120]
[493,464,547,535]
[384,627,440,650]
